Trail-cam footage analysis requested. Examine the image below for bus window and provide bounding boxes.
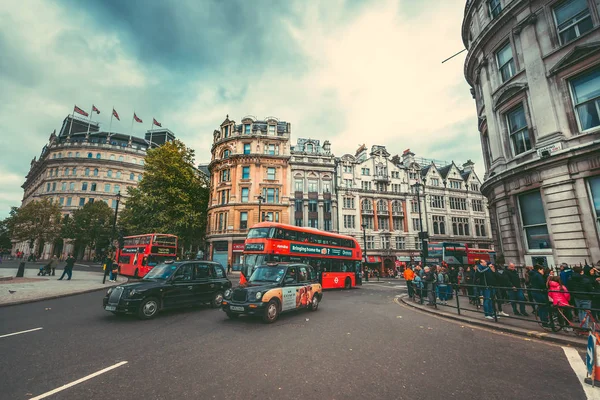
[273,229,285,239]
[247,227,272,239]
[284,230,297,241]
[330,238,339,246]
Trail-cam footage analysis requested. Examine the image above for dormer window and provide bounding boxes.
[268,125,276,135]
[306,143,314,152]
[223,125,230,138]
[244,124,251,134]
[223,149,230,159]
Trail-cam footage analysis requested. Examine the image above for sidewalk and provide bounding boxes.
[0,268,125,307]
[399,293,587,348]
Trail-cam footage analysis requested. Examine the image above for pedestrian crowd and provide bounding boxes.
[402,260,600,328]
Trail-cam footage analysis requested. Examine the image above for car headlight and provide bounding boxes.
[224,289,232,299]
[128,289,143,297]
[107,288,113,295]
[255,291,262,300]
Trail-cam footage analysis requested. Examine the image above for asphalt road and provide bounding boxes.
[0,283,592,400]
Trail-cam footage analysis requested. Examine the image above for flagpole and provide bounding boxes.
[130,112,135,140]
[149,120,153,147]
[67,105,74,139]
[86,104,93,138]
[108,106,114,141]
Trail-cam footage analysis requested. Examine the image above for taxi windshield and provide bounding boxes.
[144,263,178,280]
[249,266,285,283]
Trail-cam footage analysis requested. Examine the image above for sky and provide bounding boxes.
[0,0,480,218]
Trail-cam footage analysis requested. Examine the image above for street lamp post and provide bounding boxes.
[103,191,121,284]
[412,182,428,267]
[257,195,264,223]
[361,223,368,282]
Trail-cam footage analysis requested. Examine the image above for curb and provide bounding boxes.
[398,295,586,349]
[0,284,120,308]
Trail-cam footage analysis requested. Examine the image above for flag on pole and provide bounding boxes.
[134,113,143,123]
[112,109,120,121]
[74,105,89,117]
[92,105,100,114]
[153,118,162,127]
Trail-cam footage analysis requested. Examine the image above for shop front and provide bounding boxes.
[212,241,229,269]
[232,242,245,270]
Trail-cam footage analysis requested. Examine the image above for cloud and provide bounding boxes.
[0,0,483,219]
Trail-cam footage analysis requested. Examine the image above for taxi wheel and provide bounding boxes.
[263,299,280,323]
[309,294,320,311]
[344,277,351,290]
[138,297,160,319]
[211,291,224,308]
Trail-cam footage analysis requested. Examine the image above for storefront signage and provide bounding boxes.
[244,243,264,251]
[536,142,562,157]
[290,243,353,258]
[232,243,245,252]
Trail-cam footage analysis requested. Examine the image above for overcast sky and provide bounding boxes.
[0,0,480,218]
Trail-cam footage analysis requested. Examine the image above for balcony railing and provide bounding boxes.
[373,174,390,182]
[361,208,374,215]
[392,209,403,216]
[376,208,389,215]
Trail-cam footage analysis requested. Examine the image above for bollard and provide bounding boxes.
[16,262,25,278]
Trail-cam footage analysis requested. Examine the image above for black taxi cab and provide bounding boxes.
[222,263,322,323]
[103,260,232,319]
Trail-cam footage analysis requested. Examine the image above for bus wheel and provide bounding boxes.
[262,299,279,323]
[309,294,319,311]
[344,277,352,290]
[134,269,139,279]
[138,297,159,319]
[211,291,224,308]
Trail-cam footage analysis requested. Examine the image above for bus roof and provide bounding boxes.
[123,233,177,239]
[250,222,360,244]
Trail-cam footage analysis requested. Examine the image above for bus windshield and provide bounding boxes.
[249,266,285,283]
[147,255,177,267]
[247,228,272,239]
[153,235,177,246]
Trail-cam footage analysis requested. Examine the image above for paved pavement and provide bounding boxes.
[0,283,595,399]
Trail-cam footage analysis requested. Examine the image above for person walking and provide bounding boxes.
[109,259,119,282]
[505,263,529,316]
[475,260,497,320]
[423,266,436,306]
[58,254,75,281]
[530,264,549,327]
[568,266,595,328]
[227,263,232,275]
[49,255,59,276]
[437,267,450,305]
[403,266,415,298]
[494,265,511,317]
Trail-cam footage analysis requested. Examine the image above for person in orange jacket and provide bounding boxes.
[404,266,415,297]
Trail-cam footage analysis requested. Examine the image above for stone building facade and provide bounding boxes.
[335,145,493,272]
[206,115,292,268]
[463,0,600,266]
[289,138,337,231]
[16,115,161,259]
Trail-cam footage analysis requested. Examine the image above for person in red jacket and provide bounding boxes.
[548,276,572,327]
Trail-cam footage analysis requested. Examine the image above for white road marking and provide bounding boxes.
[30,361,128,400]
[563,347,600,400]
[0,327,43,338]
[74,263,90,268]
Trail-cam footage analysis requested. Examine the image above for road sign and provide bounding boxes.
[587,333,595,377]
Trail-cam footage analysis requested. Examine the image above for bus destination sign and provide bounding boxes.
[151,246,174,255]
[244,243,265,251]
[290,243,353,258]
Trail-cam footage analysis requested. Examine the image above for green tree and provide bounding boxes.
[6,199,62,255]
[120,140,210,254]
[68,202,114,260]
[0,217,13,250]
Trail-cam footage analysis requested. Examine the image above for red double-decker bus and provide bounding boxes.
[241,222,362,289]
[117,234,178,278]
[428,242,495,265]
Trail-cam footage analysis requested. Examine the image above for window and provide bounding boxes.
[116,171,122,179]
[324,200,331,213]
[140,160,144,166]
[59,197,64,205]
[392,217,403,230]
[295,199,303,212]
[344,197,355,209]
[344,215,356,229]
[409,172,417,180]
[241,166,250,180]
[432,215,446,235]
[488,0,502,18]
[223,125,230,138]
[64,168,69,176]
[118,155,124,162]
[308,219,318,228]
[449,180,461,189]
[294,179,303,191]
[61,182,67,191]
[110,155,115,161]
[262,188,279,203]
[94,168,99,177]
[130,173,134,180]
[571,68,600,131]
[82,182,88,191]
[306,143,314,152]
[430,195,445,208]
[395,236,405,250]
[519,191,551,249]
[72,167,77,176]
[267,167,276,180]
[361,181,372,190]
[507,105,532,155]
[308,181,318,192]
[295,219,303,227]
[114,185,120,193]
[449,197,467,210]
[452,217,469,236]
[223,149,230,159]
[67,152,72,158]
[496,42,515,82]
[323,182,331,193]
[588,176,600,231]
[268,125,276,135]
[361,199,371,211]
[474,218,487,237]
[221,169,230,182]
[376,183,386,192]
[361,168,370,176]
[75,152,80,158]
[391,171,399,179]
[264,144,278,155]
[85,168,90,176]
[344,179,353,188]
[97,153,102,159]
[244,143,251,154]
[554,0,593,45]
[363,215,374,229]
[344,165,353,173]
[107,170,113,178]
[430,178,439,187]
[87,153,93,158]
[392,184,401,192]
[104,184,111,192]
[381,236,390,249]
[412,218,421,231]
[308,200,318,212]
[88,198,94,204]
[240,212,248,230]
[241,188,249,202]
[91,183,97,192]
[244,124,251,134]
[470,183,480,191]
[220,190,229,205]
[379,217,390,230]
[69,183,75,190]
[472,199,484,212]
[79,198,85,206]
[138,174,142,181]
[411,199,419,213]
[66,197,72,206]
[415,238,422,250]
[366,236,374,250]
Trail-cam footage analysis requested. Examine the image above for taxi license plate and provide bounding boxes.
[230,306,244,312]
[105,306,116,311]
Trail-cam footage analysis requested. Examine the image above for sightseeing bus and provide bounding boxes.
[117,234,178,278]
[427,242,495,265]
[241,222,363,289]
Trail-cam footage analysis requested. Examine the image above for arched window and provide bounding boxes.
[132,158,137,164]
[222,149,230,159]
[87,153,93,158]
[130,173,134,180]
[116,171,122,179]
[377,199,388,212]
[96,153,101,159]
[481,225,486,237]
[85,168,90,176]
[52,154,56,159]
[107,170,113,178]
[75,152,80,158]
[433,221,439,235]
[139,160,144,166]
[440,222,446,235]
[138,174,142,181]
[109,154,115,160]
[58,153,62,158]
[458,224,464,236]
[475,225,480,237]
[64,168,69,176]
[362,199,372,211]
[392,200,402,213]
[72,167,77,176]
[93,168,99,176]
[306,143,314,152]
[464,223,469,236]
[67,152,72,157]
[452,223,458,236]
[118,155,124,162]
